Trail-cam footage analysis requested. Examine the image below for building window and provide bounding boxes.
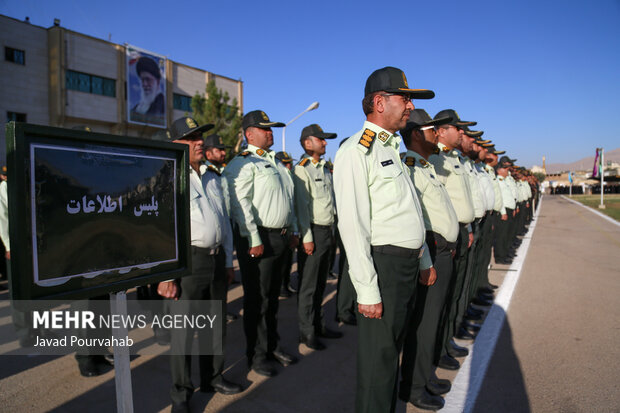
[7,112,27,123]
[173,94,193,112]
[5,47,25,65]
[66,70,116,97]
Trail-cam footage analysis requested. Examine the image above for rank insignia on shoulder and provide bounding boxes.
[299,158,310,166]
[239,151,250,157]
[207,165,221,176]
[256,149,265,156]
[404,157,415,167]
[378,131,390,143]
[419,159,428,166]
[433,147,440,155]
[358,128,376,150]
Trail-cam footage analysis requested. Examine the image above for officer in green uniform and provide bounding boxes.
[428,109,476,370]
[158,117,242,413]
[334,66,434,413]
[223,110,299,378]
[274,151,297,298]
[495,157,517,264]
[398,109,459,411]
[294,124,342,350]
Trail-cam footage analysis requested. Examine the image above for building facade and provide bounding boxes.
[1,14,243,160]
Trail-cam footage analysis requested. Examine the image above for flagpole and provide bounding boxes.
[599,148,605,209]
[569,171,572,197]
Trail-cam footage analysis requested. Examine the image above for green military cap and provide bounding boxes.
[365,66,434,99]
[435,109,476,127]
[242,110,285,130]
[169,117,213,140]
[275,151,294,163]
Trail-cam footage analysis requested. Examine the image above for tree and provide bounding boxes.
[533,172,546,183]
[191,80,242,163]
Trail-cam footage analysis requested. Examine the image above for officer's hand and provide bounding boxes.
[289,235,300,249]
[358,302,383,319]
[516,208,520,213]
[5,250,9,260]
[468,232,474,248]
[157,281,179,300]
[248,245,264,258]
[512,210,516,217]
[303,242,314,255]
[225,267,235,285]
[501,214,508,221]
[451,249,456,258]
[419,267,437,286]
[526,202,530,208]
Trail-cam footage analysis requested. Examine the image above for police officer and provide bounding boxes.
[294,124,342,350]
[495,157,517,264]
[274,151,297,299]
[334,66,434,413]
[398,109,459,410]
[428,109,476,370]
[223,110,299,378]
[158,117,242,413]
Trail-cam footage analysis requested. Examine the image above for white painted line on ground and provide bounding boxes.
[443,197,543,413]
[560,195,620,228]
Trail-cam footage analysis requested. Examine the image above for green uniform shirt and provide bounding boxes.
[462,156,485,218]
[498,175,516,212]
[428,143,475,224]
[205,160,230,216]
[506,174,519,203]
[223,144,298,248]
[293,154,335,243]
[485,165,504,212]
[403,150,459,243]
[334,121,431,305]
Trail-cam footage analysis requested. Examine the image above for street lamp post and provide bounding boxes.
[282,101,319,152]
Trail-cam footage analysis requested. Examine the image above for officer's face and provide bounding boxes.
[305,136,327,156]
[246,127,274,149]
[438,125,461,148]
[380,94,415,131]
[421,128,438,146]
[174,136,205,165]
[461,135,475,152]
[486,153,498,166]
[205,147,226,164]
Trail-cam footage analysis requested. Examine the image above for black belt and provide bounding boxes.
[311,223,332,230]
[258,226,287,235]
[191,245,220,255]
[371,245,421,258]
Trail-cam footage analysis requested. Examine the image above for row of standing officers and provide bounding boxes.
[156,65,539,413]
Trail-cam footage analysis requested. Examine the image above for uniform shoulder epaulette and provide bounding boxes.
[299,158,310,167]
[358,128,376,151]
[206,164,221,176]
[433,147,440,155]
[419,158,428,166]
[239,151,250,157]
[404,156,415,167]
[441,146,451,153]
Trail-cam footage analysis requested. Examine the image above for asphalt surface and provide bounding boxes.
[0,195,618,413]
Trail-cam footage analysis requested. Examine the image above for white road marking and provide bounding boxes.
[443,197,543,413]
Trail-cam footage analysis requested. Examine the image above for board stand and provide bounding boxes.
[110,291,134,413]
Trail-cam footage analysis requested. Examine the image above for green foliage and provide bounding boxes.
[533,172,546,183]
[191,80,242,163]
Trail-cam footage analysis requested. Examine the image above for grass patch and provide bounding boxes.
[568,194,620,221]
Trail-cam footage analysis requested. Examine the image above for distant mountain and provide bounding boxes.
[542,147,620,174]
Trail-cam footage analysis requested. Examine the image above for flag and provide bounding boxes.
[592,148,601,178]
[568,171,573,183]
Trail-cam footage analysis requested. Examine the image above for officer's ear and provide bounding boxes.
[373,93,386,114]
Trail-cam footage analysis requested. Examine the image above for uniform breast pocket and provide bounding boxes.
[256,165,280,190]
[451,162,465,176]
[379,164,404,197]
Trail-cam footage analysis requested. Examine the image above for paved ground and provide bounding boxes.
[0,195,618,412]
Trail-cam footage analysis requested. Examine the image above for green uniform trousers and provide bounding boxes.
[297,224,333,336]
[169,247,227,405]
[356,247,419,413]
[400,232,455,400]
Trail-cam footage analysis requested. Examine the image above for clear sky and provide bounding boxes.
[2,0,619,168]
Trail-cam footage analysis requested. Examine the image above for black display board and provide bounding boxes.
[5,122,191,302]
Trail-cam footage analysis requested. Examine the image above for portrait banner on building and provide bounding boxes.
[126,45,167,128]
